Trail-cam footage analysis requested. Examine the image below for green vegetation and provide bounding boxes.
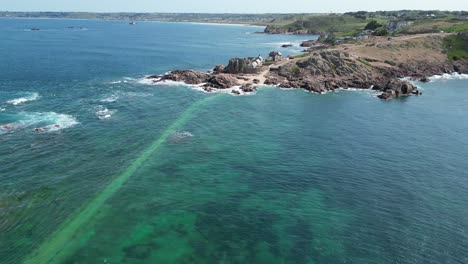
[365,20,383,30]
[399,19,468,34]
[443,33,468,60]
[356,58,372,67]
[291,53,310,59]
[266,15,369,34]
[322,34,337,44]
[384,60,397,66]
[374,27,389,36]
[291,66,300,74]
[442,23,468,33]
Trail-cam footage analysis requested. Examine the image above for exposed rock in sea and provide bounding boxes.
[240,83,257,93]
[281,44,293,48]
[300,40,316,47]
[155,70,210,84]
[376,79,418,100]
[204,74,240,89]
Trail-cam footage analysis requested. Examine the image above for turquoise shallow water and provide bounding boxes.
[1,19,468,264]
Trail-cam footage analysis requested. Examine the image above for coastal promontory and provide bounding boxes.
[146,31,467,100]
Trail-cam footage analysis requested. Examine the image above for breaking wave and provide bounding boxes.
[138,77,256,96]
[429,73,468,81]
[100,91,153,103]
[95,105,116,120]
[0,112,78,134]
[169,131,194,142]
[6,92,40,105]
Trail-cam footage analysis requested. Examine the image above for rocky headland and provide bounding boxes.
[146,32,468,100]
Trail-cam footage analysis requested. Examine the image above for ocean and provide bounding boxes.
[0,18,468,264]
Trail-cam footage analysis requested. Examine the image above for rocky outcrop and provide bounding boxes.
[156,70,210,84]
[213,65,225,73]
[225,58,251,74]
[146,70,239,89]
[265,50,421,97]
[387,21,413,33]
[375,79,419,100]
[204,74,240,89]
[300,40,316,47]
[149,33,467,99]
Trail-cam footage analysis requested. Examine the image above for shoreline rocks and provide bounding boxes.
[147,47,467,99]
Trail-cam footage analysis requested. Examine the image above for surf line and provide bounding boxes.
[25,95,219,264]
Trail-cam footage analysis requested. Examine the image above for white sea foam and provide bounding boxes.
[0,107,5,112]
[138,77,256,96]
[100,94,120,103]
[137,77,161,85]
[6,92,40,105]
[100,91,153,102]
[0,112,78,134]
[95,105,116,120]
[429,73,468,81]
[169,131,194,142]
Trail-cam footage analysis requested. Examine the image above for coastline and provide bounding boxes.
[0,16,266,28]
[145,32,468,100]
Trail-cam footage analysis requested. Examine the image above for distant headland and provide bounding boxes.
[145,12,468,99]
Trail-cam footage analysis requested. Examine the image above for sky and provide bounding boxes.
[1,0,467,13]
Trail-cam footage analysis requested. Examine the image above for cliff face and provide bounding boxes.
[265,51,388,93]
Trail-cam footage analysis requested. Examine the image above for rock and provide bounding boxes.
[253,79,260,84]
[231,90,241,95]
[281,44,293,48]
[160,70,210,84]
[386,21,413,33]
[240,83,257,93]
[300,40,316,47]
[377,79,417,100]
[213,65,225,73]
[224,58,251,74]
[203,87,215,92]
[205,74,239,89]
[420,77,430,83]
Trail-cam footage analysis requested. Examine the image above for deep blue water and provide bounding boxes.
[1,18,468,264]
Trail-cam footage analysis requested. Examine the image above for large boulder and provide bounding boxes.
[213,65,225,73]
[205,74,240,89]
[377,79,418,100]
[160,70,210,84]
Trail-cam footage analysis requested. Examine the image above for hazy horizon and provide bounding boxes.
[2,0,467,13]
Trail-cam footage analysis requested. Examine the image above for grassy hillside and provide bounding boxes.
[265,15,372,34]
[443,33,468,60]
[399,19,468,34]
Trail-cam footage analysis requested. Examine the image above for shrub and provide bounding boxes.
[291,66,300,74]
[322,34,337,44]
[374,27,389,36]
[365,20,382,30]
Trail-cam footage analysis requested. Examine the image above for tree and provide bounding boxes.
[374,27,389,36]
[365,20,383,30]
